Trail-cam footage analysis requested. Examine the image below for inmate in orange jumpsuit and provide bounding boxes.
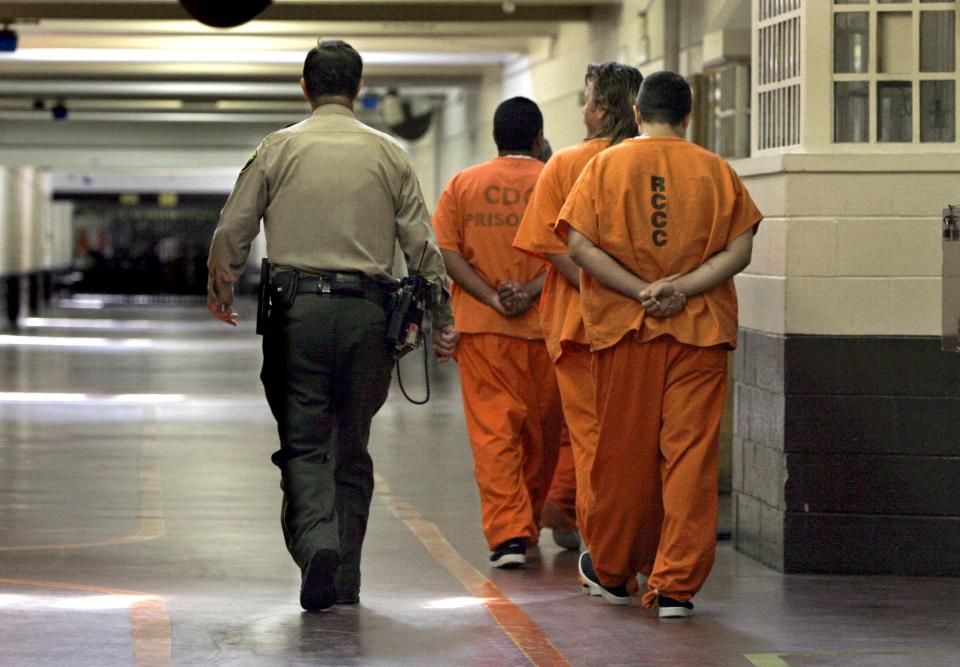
[558,136,762,606]
[433,156,564,550]
[513,138,609,545]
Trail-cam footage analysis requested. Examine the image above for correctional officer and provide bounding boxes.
[207,40,459,612]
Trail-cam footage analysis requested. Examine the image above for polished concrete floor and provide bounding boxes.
[1,299,958,666]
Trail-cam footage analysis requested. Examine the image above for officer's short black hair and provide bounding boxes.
[636,71,692,126]
[303,39,363,100]
[493,97,543,151]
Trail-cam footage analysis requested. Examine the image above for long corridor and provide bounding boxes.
[1,300,958,666]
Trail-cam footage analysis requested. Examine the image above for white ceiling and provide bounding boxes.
[0,1,613,123]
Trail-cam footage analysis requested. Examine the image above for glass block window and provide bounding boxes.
[833,0,959,144]
[757,0,802,150]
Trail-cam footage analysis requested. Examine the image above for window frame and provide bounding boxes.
[832,0,959,145]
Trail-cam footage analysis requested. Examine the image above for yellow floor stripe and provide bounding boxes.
[0,578,171,667]
[744,655,793,667]
[0,458,165,552]
[747,651,960,665]
[376,474,572,667]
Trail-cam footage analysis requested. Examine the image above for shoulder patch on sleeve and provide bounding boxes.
[240,147,259,173]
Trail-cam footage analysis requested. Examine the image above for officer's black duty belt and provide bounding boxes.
[289,271,393,311]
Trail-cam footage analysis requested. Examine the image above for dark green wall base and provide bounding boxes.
[734,330,960,576]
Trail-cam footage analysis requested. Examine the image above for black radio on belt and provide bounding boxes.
[386,244,434,358]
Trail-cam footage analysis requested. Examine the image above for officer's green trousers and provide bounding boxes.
[261,293,393,597]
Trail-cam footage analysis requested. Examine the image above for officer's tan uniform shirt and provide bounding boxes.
[208,103,454,328]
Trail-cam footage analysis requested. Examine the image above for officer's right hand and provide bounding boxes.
[207,267,238,326]
[208,299,238,326]
[432,325,460,363]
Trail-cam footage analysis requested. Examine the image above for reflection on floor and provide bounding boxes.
[1,300,958,666]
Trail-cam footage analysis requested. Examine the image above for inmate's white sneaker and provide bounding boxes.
[658,595,694,618]
[578,551,632,605]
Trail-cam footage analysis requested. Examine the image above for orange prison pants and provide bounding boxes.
[456,333,564,550]
[553,343,600,545]
[587,335,727,607]
[543,435,577,529]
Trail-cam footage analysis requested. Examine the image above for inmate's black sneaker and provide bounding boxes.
[300,549,339,612]
[552,527,581,551]
[577,551,632,605]
[658,595,694,618]
[490,538,526,568]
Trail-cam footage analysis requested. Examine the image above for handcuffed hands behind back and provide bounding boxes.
[496,281,532,316]
[639,279,686,318]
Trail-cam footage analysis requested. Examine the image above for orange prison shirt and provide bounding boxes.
[433,156,547,338]
[557,136,762,351]
[513,138,609,361]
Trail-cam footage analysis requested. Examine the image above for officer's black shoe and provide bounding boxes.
[300,549,339,612]
[490,538,526,568]
[336,591,360,605]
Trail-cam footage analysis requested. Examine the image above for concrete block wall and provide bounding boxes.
[732,329,786,566]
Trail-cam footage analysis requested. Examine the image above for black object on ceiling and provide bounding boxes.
[0,24,17,52]
[178,1,272,28]
[390,101,433,142]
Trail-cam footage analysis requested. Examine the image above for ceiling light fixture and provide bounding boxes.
[51,99,68,121]
[0,22,17,52]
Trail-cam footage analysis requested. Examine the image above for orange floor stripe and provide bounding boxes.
[0,578,171,667]
[131,597,173,667]
[376,475,572,667]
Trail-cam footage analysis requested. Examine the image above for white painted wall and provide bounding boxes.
[737,153,953,338]
[0,167,9,276]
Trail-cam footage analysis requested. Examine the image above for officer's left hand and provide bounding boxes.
[432,325,460,363]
